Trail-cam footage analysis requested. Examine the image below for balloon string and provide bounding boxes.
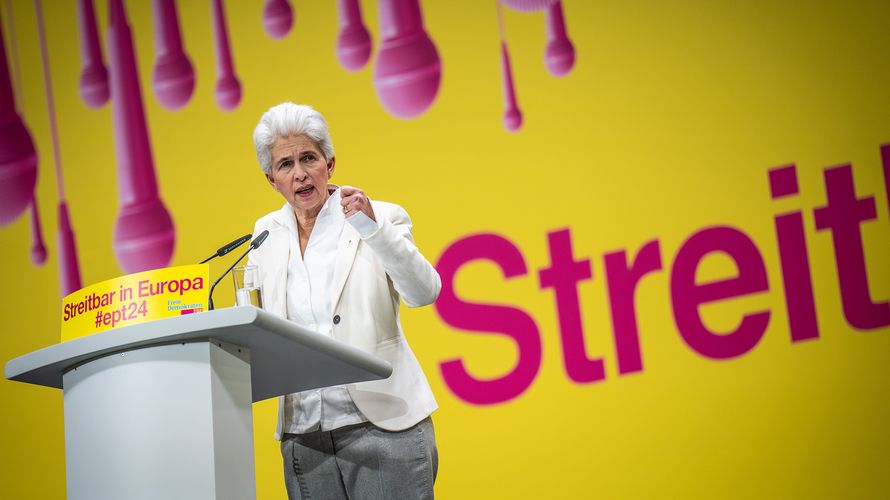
[34,0,66,199]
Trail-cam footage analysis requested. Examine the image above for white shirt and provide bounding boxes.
[280,187,379,433]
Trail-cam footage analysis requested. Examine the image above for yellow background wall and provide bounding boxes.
[1,0,888,498]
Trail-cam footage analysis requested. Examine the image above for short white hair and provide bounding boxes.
[253,102,335,175]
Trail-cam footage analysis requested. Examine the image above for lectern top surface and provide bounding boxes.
[4,307,392,402]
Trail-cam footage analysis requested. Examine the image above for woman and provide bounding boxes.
[247,102,440,499]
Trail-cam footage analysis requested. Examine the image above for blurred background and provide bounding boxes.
[1,0,888,498]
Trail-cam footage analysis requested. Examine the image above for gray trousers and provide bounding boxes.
[280,417,438,500]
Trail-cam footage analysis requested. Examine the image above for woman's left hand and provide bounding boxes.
[341,185,376,222]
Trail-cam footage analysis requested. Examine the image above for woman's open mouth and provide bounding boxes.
[295,185,315,198]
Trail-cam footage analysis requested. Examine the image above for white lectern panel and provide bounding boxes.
[63,342,254,500]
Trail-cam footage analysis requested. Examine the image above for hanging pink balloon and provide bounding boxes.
[0,16,37,227]
[211,0,242,111]
[336,0,372,71]
[151,0,195,110]
[499,0,557,12]
[374,0,441,118]
[107,0,176,273]
[544,1,574,76]
[263,0,294,39]
[76,0,110,108]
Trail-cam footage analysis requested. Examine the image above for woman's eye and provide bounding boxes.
[301,155,315,162]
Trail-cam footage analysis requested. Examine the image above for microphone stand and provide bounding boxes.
[200,233,251,264]
[207,230,268,310]
[207,245,250,311]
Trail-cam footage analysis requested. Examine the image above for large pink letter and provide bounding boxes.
[604,240,663,375]
[814,165,890,330]
[883,145,890,230]
[436,234,542,405]
[670,227,770,359]
[539,228,603,383]
[769,164,819,342]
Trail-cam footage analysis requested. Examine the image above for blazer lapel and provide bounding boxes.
[262,209,292,319]
[330,222,360,313]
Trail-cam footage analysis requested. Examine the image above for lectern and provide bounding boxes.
[4,306,392,500]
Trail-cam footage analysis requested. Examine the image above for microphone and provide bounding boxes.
[373,0,441,118]
[249,229,269,249]
[544,1,575,77]
[0,14,38,227]
[199,234,251,264]
[36,0,84,295]
[336,0,372,71]
[76,0,110,108]
[108,0,176,273]
[263,0,294,40]
[211,0,242,111]
[500,0,558,12]
[496,3,522,132]
[151,0,196,110]
[208,230,269,310]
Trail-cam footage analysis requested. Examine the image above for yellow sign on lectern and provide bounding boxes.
[60,264,210,342]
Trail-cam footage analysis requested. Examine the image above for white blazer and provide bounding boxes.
[247,199,440,436]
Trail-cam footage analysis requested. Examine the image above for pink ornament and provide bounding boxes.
[151,0,195,110]
[544,1,574,76]
[76,0,110,108]
[499,0,557,12]
[373,0,441,118]
[336,0,372,71]
[211,0,242,111]
[0,16,37,226]
[108,0,175,273]
[263,0,294,39]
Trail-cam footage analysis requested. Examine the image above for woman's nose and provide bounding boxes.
[292,169,308,182]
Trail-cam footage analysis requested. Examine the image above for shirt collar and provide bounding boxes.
[275,185,343,234]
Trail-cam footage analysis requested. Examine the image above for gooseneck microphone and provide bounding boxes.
[208,230,269,310]
[199,234,252,264]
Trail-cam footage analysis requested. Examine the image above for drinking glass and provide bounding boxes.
[232,265,263,308]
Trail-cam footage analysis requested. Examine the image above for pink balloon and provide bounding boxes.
[544,1,574,76]
[108,0,176,273]
[263,0,294,39]
[76,0,110,108]
[500,0,557,12]
[0,17,37,227]
[336,0,372,71]
[373,0,441,118]
[151,0,195,110]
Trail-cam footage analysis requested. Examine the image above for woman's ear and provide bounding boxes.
[265,173,277,190]
[327,156,336,178]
